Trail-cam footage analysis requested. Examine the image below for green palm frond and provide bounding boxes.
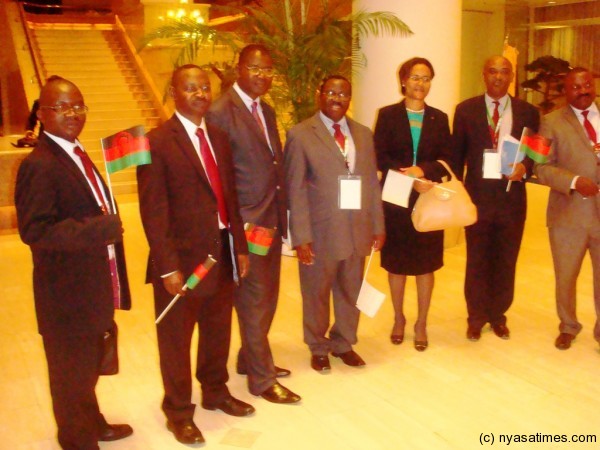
[350,10,412,38]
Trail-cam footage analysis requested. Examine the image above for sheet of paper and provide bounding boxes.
[483,150,502,179]
[338,176,361,209]
[356,280,386,318]
[381,169,414,208]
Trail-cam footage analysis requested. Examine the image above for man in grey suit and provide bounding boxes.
[284,75,385,372]
[534,67,600,350]
[207,44,300,404]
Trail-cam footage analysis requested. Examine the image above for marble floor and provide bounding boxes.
[1,183,600,450]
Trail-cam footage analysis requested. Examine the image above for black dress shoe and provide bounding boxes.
[491,323,510,339]
[555,332,575,350]
[166,419,204,445]
[466,326,482,341]
[414,340,428,352]
[260,382,301,404]
[237,365,291,378]
[310,355,331,372]
[202,396,255,416]
[98,423,133,442]
[331,350,366,367]
[390,334,404,345]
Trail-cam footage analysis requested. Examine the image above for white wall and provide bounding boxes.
[352,0,462,129]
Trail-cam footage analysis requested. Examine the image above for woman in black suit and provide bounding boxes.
[374,57,452,351]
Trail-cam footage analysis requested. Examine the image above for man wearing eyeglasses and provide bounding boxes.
[207,43,300,404]
[453,56,540,342]
[14,77,133,449]
[284,75,385,372]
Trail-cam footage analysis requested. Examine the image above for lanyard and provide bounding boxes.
[486,97,510,149]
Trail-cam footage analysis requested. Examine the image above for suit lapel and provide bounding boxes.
[169,116,212,188]
[229,90,273,151]
[43,135,106,212]
[562,105,595,151]
[311,113,347,167]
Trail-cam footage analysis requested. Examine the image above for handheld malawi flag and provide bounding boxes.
[185,256,217,290]
[520,127,552,164]
[101,125,151,174]
[244,223,275,256]
[155,255,218,324]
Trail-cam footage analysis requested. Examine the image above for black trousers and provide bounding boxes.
[43,333,107,450]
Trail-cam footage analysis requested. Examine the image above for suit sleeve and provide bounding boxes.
[363,133,385,236]
[374,108,400,173]
[283,127,313,247]
[419,111,453,182]
[136,133,182,275]
[533,114,576,195]
[451,105,468,181]
[15,156,121,251]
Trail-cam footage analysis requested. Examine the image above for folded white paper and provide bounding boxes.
[381,169,414,208]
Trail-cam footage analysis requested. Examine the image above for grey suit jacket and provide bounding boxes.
[207,89,287,236]
[284,112,385,261]
[534,101,600,229]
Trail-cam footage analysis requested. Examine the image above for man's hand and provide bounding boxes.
[237,254,250,278]
[372,234,386,251]
[575,176,599,197]
[507,162,526,181]
[295,243,315,265]
[163,271,185,297]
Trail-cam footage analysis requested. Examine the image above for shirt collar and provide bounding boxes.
[570,102,599,117]
[43,131,82,155]
[319,111,348,131]
[233,82,260,110]
[484,93,510,108]
[175,110,206,134]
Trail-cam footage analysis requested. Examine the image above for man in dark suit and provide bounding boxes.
[453,56,540,341]
[15,77,133,449]
[534,67,600,350]
[137,65,252,446]
[207,44,300,404]
[284,75,385,372]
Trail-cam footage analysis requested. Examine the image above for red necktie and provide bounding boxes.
[582,110,597,144]
[251,101,266,137]
[489,101,500,147]
[74,146,121,308]
[196,128,229,227]
[332,123,345,149]
[74,146,108,214]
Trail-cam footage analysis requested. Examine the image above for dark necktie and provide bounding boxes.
[333,123,345,149]
[251,101,266,137]
[196,128,229,227]
[74,146,108,214]
[582,110,597,144]
[73,146,121,307]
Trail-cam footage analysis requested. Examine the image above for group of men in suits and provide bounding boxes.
[14,47,599,449]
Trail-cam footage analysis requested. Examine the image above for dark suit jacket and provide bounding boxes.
[284,113,385,260]
[453,95,540,221]
[375,101,452,205]
[15,134,131,338]
[207,89,287,236]
[137,115,248,287]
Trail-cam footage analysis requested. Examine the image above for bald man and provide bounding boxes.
[15,77,132,449]
[453,56,540,342]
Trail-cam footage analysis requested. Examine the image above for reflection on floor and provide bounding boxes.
[1,184,599,450]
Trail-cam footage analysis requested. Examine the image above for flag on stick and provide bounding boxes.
[155,256,217,324]
[101,125,151,174]
[520,127,551,164]
[244,223,275,256]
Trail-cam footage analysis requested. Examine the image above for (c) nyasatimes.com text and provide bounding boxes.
[479,432,597,446]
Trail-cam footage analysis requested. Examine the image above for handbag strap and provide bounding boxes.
[436,160,459,181]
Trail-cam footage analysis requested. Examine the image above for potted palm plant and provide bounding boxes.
[138,0,412,129]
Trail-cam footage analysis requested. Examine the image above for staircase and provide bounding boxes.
[27,22,164,194]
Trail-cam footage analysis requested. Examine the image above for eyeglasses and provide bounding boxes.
[408,75,432,83]
[322,91,351,101]
[182,85,211,94]
[245,66,275,78]
[40,104,89,115]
